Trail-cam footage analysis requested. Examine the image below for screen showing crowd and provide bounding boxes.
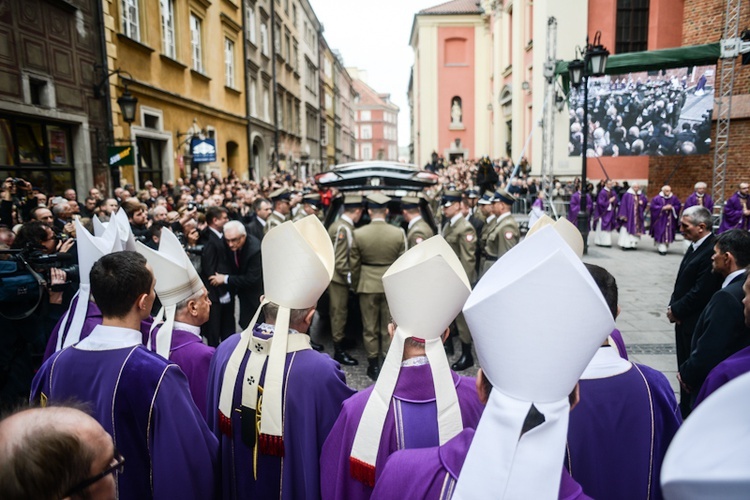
[568,65,716,158]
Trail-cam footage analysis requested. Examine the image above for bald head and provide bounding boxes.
[0,406,116,499]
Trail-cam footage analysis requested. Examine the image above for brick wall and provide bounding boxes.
[645,0,750,201]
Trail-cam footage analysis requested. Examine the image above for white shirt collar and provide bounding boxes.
[497,212,512,222]
[408,215,423,229]
[257,217,266,227]
[341,214,354,225]
[74,324,143,351]
[722,269,746,289]
[581,346,632,379]
[209,226,223,239]
[486,214,496,224]
[449,213,463,226]
[692,232,711,250]
[173,321,202,338]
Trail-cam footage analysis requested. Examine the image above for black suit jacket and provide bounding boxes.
[200,228,230,301]
[680,272,750,390]
[669,233,722,339]
[226,235,263,326]
[246,217,265,242]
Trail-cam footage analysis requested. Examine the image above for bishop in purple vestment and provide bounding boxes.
[206,323,355,499]
[594,180,619,246]
[567,346,681,500]
[683,182,714,213]
[617,185,648,249]
[650,185,681,255]
[43,295,102,362]
[694,344,750,407]
[320,363,483,500]
[567,190,593,230]
[717,183,750,234]
[31,252,218,500]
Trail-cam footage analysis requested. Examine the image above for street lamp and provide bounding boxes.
[568,31,609,254]
[117,87,138,124]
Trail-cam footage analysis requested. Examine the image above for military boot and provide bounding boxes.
[334,343,359,366]
[451,342,474,371]
[367,357,381,381]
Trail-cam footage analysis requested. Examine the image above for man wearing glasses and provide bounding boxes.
[0,405,120,499]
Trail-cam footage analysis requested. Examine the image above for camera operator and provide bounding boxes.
[1,177,34,227]
[0,221,75,410]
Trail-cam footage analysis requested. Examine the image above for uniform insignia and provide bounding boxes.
[338,233,345,240]
[466,234,474,242]
[415,237,424,244]
[40,392,47,407]
[505,231,514,240]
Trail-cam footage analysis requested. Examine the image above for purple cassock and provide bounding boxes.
[617,190,647,235]
[567,191,594,227]
[206,325,356,500]
[150,322,215,420]
[694,344,750,407]
[320,362,484,500]
[683,192,714,213]
[650,194,681,243]
[371,428,591,500]
[595,187,619,231]
[717,191,750,234]
[566,347,682,500]
[31,325,218,500]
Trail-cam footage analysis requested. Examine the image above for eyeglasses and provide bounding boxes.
[225,235,245,244]
[64,448,125,497]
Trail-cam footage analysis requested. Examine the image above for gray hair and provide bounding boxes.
[694,181,707,189]
[682,206,712,228]
[223,220,246,236]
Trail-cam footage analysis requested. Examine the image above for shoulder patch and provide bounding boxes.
[466,234,474,242]
[505,231,514,240]
[338,232,345,240]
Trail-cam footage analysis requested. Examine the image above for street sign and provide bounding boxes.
[108,146,135,167]
[191,138,217,163]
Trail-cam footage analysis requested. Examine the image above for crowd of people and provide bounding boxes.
[1,156,750,499]
[568,72,714,158]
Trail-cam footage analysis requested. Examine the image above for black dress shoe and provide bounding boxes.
[334,343,359,366]
[451,342,474,371]
[366,358,380,381]
[310,340,324,352]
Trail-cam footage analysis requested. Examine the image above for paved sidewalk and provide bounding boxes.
[308,233,688,393]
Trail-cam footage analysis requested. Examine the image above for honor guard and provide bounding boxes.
[440,190,477,371]
[293,193,324,222]
[480,188,520,278]
[402,196,434,248]
[266,187,291,232]
[350,193,407,380]
[475,191,495,274]
[328,195,364,366]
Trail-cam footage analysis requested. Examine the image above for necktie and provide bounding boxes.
[234,250,239,268]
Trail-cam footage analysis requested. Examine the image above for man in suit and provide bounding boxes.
[200,206,235,346]
[479,189,519,278]
[441,190,477,371]
[208,220,262,330]
[668,206,722,417]
[246,197,271,241]
[266,187,291,232]
[328,195,364,366]
[678,229,750,413]
[402,196,434,248]
[350,193,406,380]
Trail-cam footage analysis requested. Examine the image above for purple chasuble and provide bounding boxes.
[650,194,681,244]
[320,362,484,500]
[694,345,750,407]
[717,192,750,234]
[43,296,102,362]
[684,192,714,213]
[151,323,215,419]
[371,428,591,500]
[595,188,619,231]
[31,343,218,500]
[610,328,629,360]
[617,191,646,235]
[567,192,593,227]
[567,358,681,500]
[206,327,356,500]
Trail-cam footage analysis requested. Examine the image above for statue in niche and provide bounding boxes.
[451,98,463,125]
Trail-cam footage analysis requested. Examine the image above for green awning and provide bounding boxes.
[555,42,721,76]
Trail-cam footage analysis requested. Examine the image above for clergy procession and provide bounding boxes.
[3,187,750,500]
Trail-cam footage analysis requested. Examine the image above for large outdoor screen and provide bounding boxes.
[568,65,715,157]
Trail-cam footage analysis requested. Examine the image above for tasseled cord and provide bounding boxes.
[259,433,285,457]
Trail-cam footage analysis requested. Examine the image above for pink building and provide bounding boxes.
[352,78,399,161]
